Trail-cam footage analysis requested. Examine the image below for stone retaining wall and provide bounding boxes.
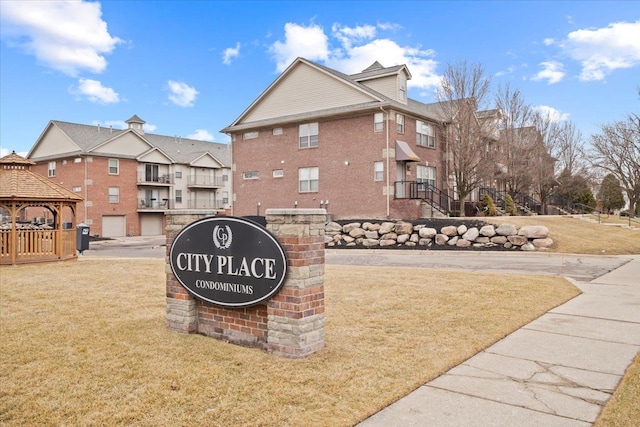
[325,220,554,251]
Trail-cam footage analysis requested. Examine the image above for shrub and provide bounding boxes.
[505,194,518,216]
[482,194,497,216]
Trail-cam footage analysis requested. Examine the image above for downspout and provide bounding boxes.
[381,107,390,217]
[83,155,88,222]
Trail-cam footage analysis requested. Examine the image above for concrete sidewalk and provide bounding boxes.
[358,256,640,427]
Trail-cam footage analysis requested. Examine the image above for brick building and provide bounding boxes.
[27,115,232,237]
[222,58,467,220]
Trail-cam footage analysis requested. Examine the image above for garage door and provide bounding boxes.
[140,214,163,236]
[102,215,126,238]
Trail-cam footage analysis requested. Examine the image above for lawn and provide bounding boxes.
[0,259,579,426]
[488,215,640,255]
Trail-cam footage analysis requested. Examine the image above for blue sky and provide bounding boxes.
[1,1,639,157]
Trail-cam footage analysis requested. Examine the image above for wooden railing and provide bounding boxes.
[0,228,77,264]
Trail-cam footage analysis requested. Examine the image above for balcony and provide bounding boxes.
[137,172,173,186]
[138,198,174,211]
[188,199,225,210]
[187,175,225,188]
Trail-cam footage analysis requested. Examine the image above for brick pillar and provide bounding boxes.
[265,209,326,358]
[165,210,216,333]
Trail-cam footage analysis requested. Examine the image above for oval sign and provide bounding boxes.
[169,216,287,307]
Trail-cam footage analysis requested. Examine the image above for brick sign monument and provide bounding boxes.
[166,209,325,358]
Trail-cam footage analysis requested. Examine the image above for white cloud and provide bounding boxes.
[222,43,240,65]
[532,61,565,84]
[269,23,330,72]
[0,0,121,76]
[332,23,377,49]
[167,80,198,107]
[534,105,570,122]
[0,148,28,158]
[561,20,640,81]
[543,38,555,46]
[269,22,440,91]
[187,129,214,141]
[71,79,120,104]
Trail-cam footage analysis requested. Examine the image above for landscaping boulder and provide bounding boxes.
[479,225,496,237]
[419,227,438,239]
[462,227,479,241]
[343,222,362,233]
[395,221,414,235]
[496,223,517,236]
[441,226,458,236]
[518,225,549,239]
[533,238,554,249]
[507,235,528,246]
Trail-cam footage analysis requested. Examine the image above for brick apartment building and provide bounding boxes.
[222,57,478,220]
[27,115,232,237]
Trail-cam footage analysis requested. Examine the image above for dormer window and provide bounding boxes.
[399,77,406,101]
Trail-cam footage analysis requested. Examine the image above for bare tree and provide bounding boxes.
[436,61,493,215]
[590,114,640,215]
[555,121,587,176]
[530,111,561,213]
[495,84,538,198]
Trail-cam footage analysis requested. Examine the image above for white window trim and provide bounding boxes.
[396,113,404,133]
[298,167,319,193]
[243,171,259,180]
[108,159,119,175]
[299,123,319,148]
[108,187,120,203]
[374,161,384,181]
[416,120,435,148]
[48,161,56,177]
[374,113,384,132]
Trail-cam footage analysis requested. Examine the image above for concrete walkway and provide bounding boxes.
[358,256,640,427]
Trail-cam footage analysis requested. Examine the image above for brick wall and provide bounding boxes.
[31,156,141,236]
[232,111,445,221]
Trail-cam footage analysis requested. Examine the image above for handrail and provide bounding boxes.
[394,181,454,216]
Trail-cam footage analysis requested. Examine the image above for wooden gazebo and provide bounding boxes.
[0,152,82,265]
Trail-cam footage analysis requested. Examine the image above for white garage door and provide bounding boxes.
[140,214,163,236]
[102,215,126,238]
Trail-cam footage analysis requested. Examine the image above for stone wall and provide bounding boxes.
[325,220,554,251]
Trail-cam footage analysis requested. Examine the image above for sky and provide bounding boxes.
[1,0,639,157]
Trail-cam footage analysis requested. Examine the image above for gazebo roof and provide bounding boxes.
[0,151,83,201]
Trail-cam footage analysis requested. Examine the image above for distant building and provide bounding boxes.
[27,115,232,237]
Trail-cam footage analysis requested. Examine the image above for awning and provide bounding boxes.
[395,140,421,162]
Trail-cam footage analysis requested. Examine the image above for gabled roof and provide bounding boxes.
[28,119,231,167]
[350,61,412,82]
[0,152,83,201]
[221,57,445,133]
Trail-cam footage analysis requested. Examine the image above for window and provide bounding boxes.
[399,77,406,100]
[298,167,319,193]
[417,165,436,188]
[396,114,404,133]
[416,121,435,148]
[243,171,259,180]
[374,113,384,132]
[48,161,56,177]
[273,128,283,135]
[175,170,182,179]
[74,158,82,163]
[175,190,182,204]
[222,173,229,182]
[108,159,119,175]
[299,123,318,148]
[72,186,82,192]
[374,161,384,181]
[222,191,229,204]
[243,131,259,140]
[272,169,284,178]
[145,164,159,182]
[108,187,119,203]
